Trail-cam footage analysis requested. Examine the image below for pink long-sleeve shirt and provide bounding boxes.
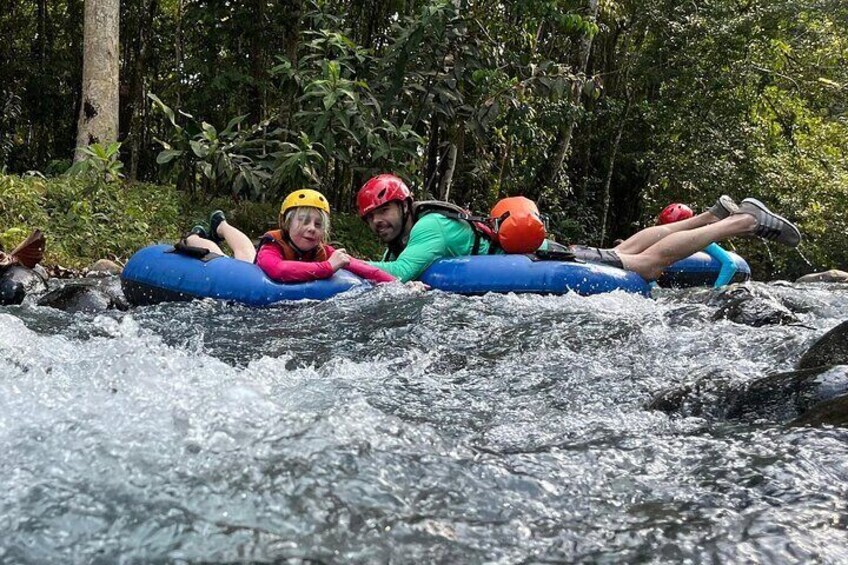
[256,242,395,284]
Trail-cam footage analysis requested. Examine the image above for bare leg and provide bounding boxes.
[618,214,756,280]
[216,220,256,263]
[185,234,226,255]
[615,211,720,254]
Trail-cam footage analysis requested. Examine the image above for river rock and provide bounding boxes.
[796,270,848,284]
[37,277,128,313]
[797,320,848,369]
[789,394,848,427]
[711,285,798,327]
[87,258,122,277]
[650,365,848,424]
[723,365,848,423]
[648,375,728,419]
[0,265,48,305]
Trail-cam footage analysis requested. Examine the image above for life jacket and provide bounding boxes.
[259,229,329,262]
[411,200,499,256]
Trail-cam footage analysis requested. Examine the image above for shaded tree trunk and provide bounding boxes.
[439,142,458,201]
[277,0,304,140]
[75,0,120,160]
[424,116,440,195]
[533,0,599,194]
[598,93,631,246]
[128,0,157,179]
[175,0,183,108]
[248,0,266,122]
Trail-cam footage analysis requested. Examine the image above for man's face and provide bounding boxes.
[365,201,405,243]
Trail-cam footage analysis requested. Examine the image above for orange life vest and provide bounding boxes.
[260,230,329,262]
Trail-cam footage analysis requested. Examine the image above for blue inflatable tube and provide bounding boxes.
[421,254,652,296]
[656,251,750,288]
[121,244,751,307]
[121,244,366,307]
[420,250,750,296]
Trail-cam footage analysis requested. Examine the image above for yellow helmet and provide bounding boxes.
[280,189,330,215]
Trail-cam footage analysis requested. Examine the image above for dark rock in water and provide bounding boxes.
[651,365,848,425]
[654,320,848,427]
[724,365,848,423]
[798,320,848,369]
[648,373,729,419]
[711,285,798,327]
[0,265,48,305]
[796,270,848,284]
[87,258,122,276]
[789,394,848,427]
[37,277,128,313]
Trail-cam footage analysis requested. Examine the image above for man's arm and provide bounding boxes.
[367,215,449,282]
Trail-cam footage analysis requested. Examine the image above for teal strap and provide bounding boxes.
[704,242,737,287]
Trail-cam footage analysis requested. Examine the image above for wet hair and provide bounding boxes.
[280,206,331,243]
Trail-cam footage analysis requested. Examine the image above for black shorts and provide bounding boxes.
[568,245,624,269]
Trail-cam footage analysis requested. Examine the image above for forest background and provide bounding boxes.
[1,0,846,276]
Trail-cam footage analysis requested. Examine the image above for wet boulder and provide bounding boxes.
[711,285,798,327]
[723,366,848,423]
[648,375,729,420]
[0,265,48,305]
[37,277,128,313]
[790,395,848,427]
[796,270,848,284]
[798,320,848,369]
[650,365,848,425]
[652,321,848,427]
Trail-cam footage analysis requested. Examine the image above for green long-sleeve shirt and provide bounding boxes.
[367,213,491,282]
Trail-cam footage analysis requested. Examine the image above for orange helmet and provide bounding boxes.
[491,196,547,254]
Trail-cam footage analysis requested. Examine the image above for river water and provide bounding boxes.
[1,282,848,563]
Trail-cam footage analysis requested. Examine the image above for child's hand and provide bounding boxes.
[329,249,351,271]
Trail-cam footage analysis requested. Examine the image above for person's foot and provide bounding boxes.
[209,210,226,243]
[709,195,739,219]
[189,224,209,239]
[738,198,801,247]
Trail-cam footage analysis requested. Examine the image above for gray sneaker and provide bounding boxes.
[738,198,801,247]
[709,195,739,219]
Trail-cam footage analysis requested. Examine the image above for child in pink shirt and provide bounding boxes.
[185,189,394,284]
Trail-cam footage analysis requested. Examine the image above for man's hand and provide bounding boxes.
[405,281,431,292]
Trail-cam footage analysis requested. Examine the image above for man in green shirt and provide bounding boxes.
[357,174,801,283]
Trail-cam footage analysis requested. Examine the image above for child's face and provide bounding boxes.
[289,208,326,251]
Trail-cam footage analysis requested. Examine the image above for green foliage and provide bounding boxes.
[149,0,587,208]
[150,94,277,198]
[0,174,182,268]
[66,142,125,182]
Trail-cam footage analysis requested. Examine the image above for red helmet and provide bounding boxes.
[657,203,694,225]
[357,174,412,218]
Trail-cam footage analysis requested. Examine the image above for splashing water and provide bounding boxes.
[2,282,848,562]
[794,243,816,270]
